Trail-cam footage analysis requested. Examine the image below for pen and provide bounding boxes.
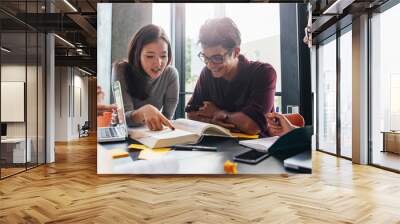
[273,107,280,125]
[172,145,218,152]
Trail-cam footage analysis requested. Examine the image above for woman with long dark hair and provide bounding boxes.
[113,25,179,131]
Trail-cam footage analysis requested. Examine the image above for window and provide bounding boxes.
[339,29,352,158]
[370,3,400,171]
[317,37,337,155]
[183,3,281,114]
[152,3,171,41]
[225,3,281,92]
[184,3,215,109]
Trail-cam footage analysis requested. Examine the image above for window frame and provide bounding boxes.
[315,18,352,160]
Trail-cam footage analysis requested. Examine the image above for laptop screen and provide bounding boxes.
[112,81,127,132]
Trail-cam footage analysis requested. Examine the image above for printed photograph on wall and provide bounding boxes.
[96,3,312,174]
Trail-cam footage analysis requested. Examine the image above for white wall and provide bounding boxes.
[54,67,89,141]
[72,73,89,138]
[1,65,26,140]
[97,3,112,104]
[1,65,37,138]
[55,66,69,141]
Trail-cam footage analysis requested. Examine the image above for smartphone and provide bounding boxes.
[233,149,270,164]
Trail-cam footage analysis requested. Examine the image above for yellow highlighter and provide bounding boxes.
[231,132,259,139]
[112,151,129,159]
[128,144,149,150]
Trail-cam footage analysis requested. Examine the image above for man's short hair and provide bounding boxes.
[198,17,241,49]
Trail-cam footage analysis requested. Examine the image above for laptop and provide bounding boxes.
[98,81,128,143]
[283,151,312,172]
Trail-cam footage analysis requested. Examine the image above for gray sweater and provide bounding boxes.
[112,66,179,126]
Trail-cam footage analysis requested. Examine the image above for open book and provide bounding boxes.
[239,136,280,152]
[128,118,233,148]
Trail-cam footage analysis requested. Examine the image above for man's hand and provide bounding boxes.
[265,112,297,136]
[198,101,220,118]
[212,110,235,129]
[187,111,213,123]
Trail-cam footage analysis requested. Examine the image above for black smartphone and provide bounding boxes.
[233,149,270,164]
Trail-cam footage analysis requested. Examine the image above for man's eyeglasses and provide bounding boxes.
[197,50,232,64]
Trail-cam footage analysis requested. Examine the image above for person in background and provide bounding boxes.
[185,17,277,135]
[97,85,116,115]
[113,24,178,131]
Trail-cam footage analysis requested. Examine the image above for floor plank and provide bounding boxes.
[1,135,400,223]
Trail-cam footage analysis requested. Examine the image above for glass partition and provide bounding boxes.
[317,36,337,155]
[339,29,352,158]
[370,3,400,171]
[1,31,28,177]
[0,1,46,179]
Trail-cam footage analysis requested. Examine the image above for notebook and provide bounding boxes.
[98,81,128,143]
[238,136,280,152]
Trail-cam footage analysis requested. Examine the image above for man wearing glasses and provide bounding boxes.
[185,17,277,136]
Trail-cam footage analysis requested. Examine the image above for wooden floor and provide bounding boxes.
[372,150,400,171]
[1,167,26,178]
[1,135,400,223]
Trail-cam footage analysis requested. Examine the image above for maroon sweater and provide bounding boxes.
[186,55,277,135]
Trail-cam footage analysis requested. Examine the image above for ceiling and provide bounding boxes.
[311,0,390,42]
[1,0,396,74]
[0,0,102,74]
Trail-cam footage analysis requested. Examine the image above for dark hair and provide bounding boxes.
[198,17,241,49]
[114,25,172,100]
[113,60,148,100]
[128,24,172,69]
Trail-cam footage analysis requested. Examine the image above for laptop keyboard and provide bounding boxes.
[100,127,122,138]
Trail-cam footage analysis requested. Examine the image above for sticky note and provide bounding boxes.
[112,151,129,159]
[231,132,259,139]
[128,144,149,150]
[138,148,171,160]
[224,160,238,174]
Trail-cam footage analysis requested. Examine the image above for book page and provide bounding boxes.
[203,126,232,137]
[128,126,199,148]
[172,118,232,137]
[172,119,211,136]
[129,126,194,140]
[128,119,232,148]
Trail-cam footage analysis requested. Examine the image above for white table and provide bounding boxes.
[97,136,311,174]
[1,138,31,163]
